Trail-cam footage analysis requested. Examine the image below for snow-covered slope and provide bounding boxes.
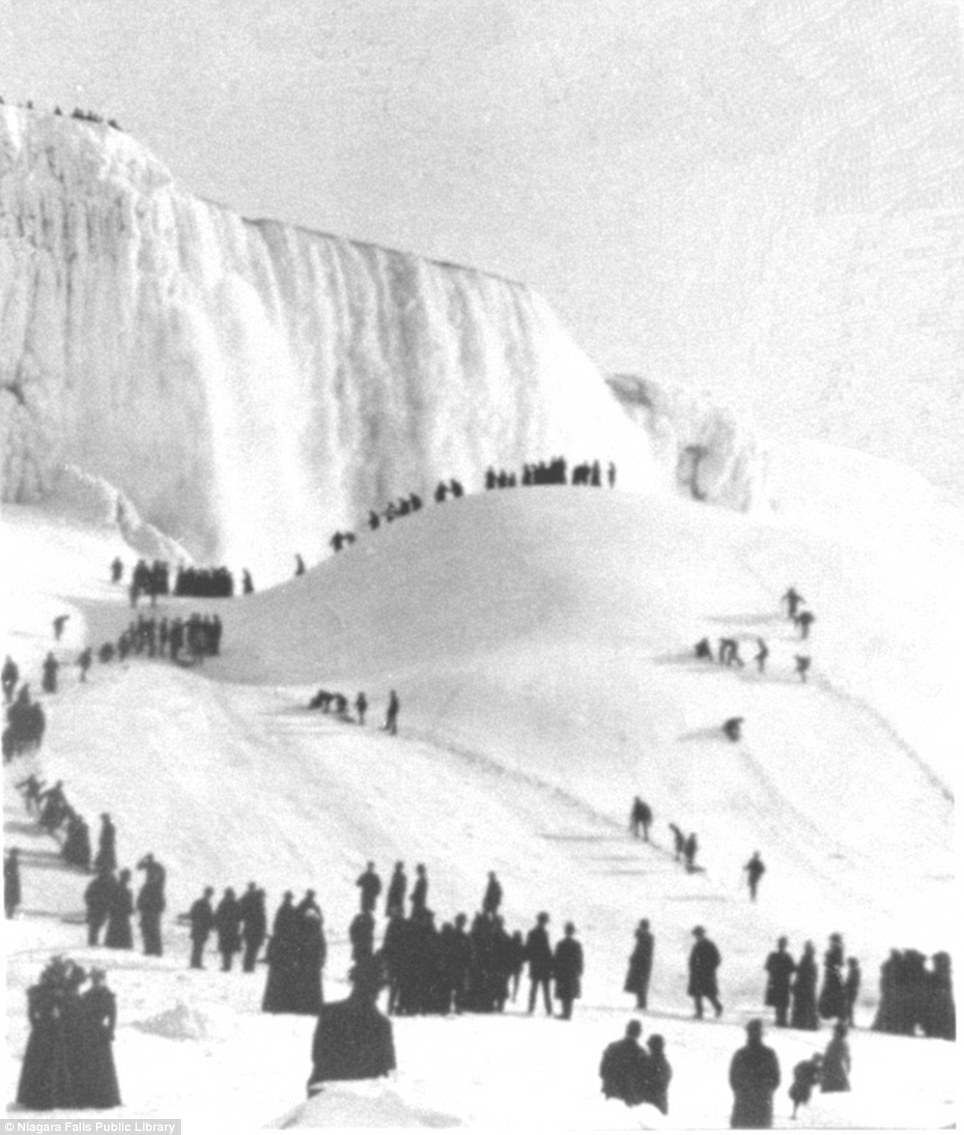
[2,465,957,1126]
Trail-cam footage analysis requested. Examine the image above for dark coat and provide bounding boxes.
[84,873,116,921]
[624,930,654,995]
[764,949,796,1009]
[820,1036,851,1093]
[791,953,819,1029]
[645,1051,672,1115]
[309,996,396,1086]
[729,1041,780,1128]
[16,984,79,1109]
[688,938,721,998]
[525,926,553,980]
[94,820,117,872]
[599,1037,648,1105]
[386,870,407,914]
[189,897,215,942]
[214,895,242,955]
[79,987,121,1107]
[553,937,584,1000]
[105,882,134,949]
[5,852,21,910]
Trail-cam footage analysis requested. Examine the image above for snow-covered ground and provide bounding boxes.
[2,453,958,1130]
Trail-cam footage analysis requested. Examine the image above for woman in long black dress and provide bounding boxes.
[105,869,134,949]
[17,958,81,1109]
[791,941,819,1029]
[79,968,121,1107]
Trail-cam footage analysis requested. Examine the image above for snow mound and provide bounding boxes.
[272,1084,462,1128]
[129,1000,212,1041]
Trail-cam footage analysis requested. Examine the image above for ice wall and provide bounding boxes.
[0,109,762,581]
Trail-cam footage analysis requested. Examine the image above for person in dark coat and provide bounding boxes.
[306,957,395,1095]
[410,863,428,916]
[188,886,215,969]
[525,912,554,1015]
[5,847,21,918]
[263,891,299,1012]
[782,587,804,619]
[789,1053,822,1119]
[624,919,654,1010]
[104,869,134,949]
[135,854,166,956]
[644,1034,672,1115]
[843,957,861,1026]
[291,893,327,1014]
[688,926,722,1019]
[383,689,400,735]
[215,887,242,971]
[729,1019,780,1129]
[79,968,121,1108]
[84,867,116,946]
[818,933,847,1021]
[482,871,503,915]
[764,937,795,1027]
[41,652,59,694]
[239,884,267,972]
[553,921,583,1020]
[350,910,376,964]
[683,832,699,871]
[385,861,407,917]
[744,852,765,900]
[356,862,382,913]
[790,941,819,1029]
[820,1022,851,1093]
[629,797,653,841]
[94,813,117,872]
[16,959,79,1109]
[599,1020,648,1106]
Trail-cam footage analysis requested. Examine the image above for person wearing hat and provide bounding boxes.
[306,956,395,1095]
[80,967,121,1107]
[525,912,554,1015]
[764,937,796,1027]
[94,813,116,873]
[188,886,216,969]
[820,1022,852,1093]
[688,926,723,1019]
[728,1018,780,1128]
[553,921,584,1020]
[599,1019,648,1106]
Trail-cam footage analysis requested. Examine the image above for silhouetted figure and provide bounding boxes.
[683,832,699,872]
[843,957,861,1026]
[84,868,116,946]
[794,655,811,683]
[729,1019,780,1129]
[553,922,583,1019]
[434,482,448,503]
[753,638,768,674]
[189,887,215,969]
[688,926,722,1019]
[52,614,70,641]
[525,912,554,1015]
[795,610,815,640]
[820,1022,851,1093]
[629,796,652,840]
[307,958,395,1095]
[818,933,846,1021]
[41,652,59,694]
[354,692,368,725]
[744,852,766,900]
[719,637,745,667]
[789,1054,822,1119]
[356,862,382,913]
[5,847,21,918]
[790,941,819,1029]
[79,967,121,1108]
[383,689,400,735]
[349,910,375,964]
[104,870,133,949]
[764,937,795,1028]
[645,1034,672,1115]
[94,814,116,873]
[110,557,123,583]
[135,853,166,957]
[624,919,654,1010]
[481,870,503,915]
[385,862,407,917]
[77,648,92,682]
[782,587,804,619]
[215,888,242,972]
[295,554,306,576]
[242,569,254,594]
[2,655,20,703]
[607,462,616,488]
[449,479,464,498]
[410,864,428,915]
[694,637,713,660]
[723,717,743,742]
[599,1020,648,1106]
[669,823,685,861]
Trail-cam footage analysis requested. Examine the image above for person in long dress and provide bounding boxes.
[79,968,121,1107]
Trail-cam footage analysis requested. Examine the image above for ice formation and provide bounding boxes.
[1,108,765,580]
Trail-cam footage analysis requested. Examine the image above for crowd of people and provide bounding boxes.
[307,687,399,734]
[485,457,615,489]
[0,97,123,131]
[2,677,46,760]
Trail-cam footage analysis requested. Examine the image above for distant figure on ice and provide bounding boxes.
[694,637,713,661]
[188,886,215,969]
[754,638,769,674]
[688,926,722,1019]
[729,1019,780,1129]
[607,462,616,488]
[624,919,654,1010]
[385,862,407,917]
[719,637,744,667]
[295,554,306,576]
[110,557,123,583]
[214,887,242,972]
[306,958,395,1096]
[683,832,699,872]
[2,655,19,702]
[135,853,166,957]
[599,1020,648,1107]
[410,863,429,916]
[791,941,819,1030]
[84,867,116,947]
[482,871,503,915]
[525,912,554,1016]
[794,655,811,683]
[629,796,652,841]
[77,648,92,682]
[553,921,584,1020]
[42,652,59,694]
[242,569,254,594]
[818,933,847,1021]
[820,1022,851,1094]
[764,937,795,1028]
[789,1053,822,1119]
[782,587,805,619]
[356,862,382,913]
[843,957,861,1026]
[744,852,766,901]
[669,823,685,862]
[354,692,368,725]
[105,870,133,949]
[795,610,815,640]
[5,847,21,918]
[383,690,400,735]
[722,717,744,742]
[52,614,70,642]
[94,813,116,873]
[239,883,267,972]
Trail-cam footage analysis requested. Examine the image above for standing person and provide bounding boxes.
[644,1034,672,1115]
[688,926,723,1019]
[104,869,134,949]
[135,854,166,957]
[791,941,819,1029]
[291,897,327,1015]
[215,887,242,972]
[79,968,121,1108]
[354,692,368,725]
[5,847,21,918]
[350,910,376,964]
[525,912,554,1016]
[52,615,70,642]
[629,797,652,841]
[482,871,503,915]
[306,958,395,1096]
[818,933,847,1021]
[263,891,298,1012]
[624,919,654,1010]
[41,652,59,694]
[744,852,766,901]
[669,823,685,862]
[2,655,19,703]
[599,1020,648,1106]
[356,862,382,914]
[795,610,815,640]
[782,587,804,619]
[240,885,268,973]
[94,814,117,872]
[753,638,769,674]
[385,862,407,917]
[383,689,400,735]
[764,937,796,1028]
[84,867,116,947]
[843,957,861,1026]
[410,864,428,916]
[729,1019,781,1129]
[16,959,76,1108]
[294,554,306,576]
[820,1022,852,1093]
[683,833,699,872]
[188,887,216,969]
[553,922,584,1020]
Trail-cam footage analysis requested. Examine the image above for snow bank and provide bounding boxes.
[273,1084,462,1129]
[128,1000,213,1041]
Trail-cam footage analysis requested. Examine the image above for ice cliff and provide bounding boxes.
[0,108,764,579]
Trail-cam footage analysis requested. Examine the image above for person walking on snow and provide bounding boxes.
[729,1019,780,1129]
[782,587,805,619]
[795,610,815,640]
[383,690,400,736]
[754,638,769,674]
[744,852,766,901]
[688,925,722,1019]
[629,797,653,841]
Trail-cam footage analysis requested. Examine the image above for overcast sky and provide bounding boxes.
[3,0,963,489]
